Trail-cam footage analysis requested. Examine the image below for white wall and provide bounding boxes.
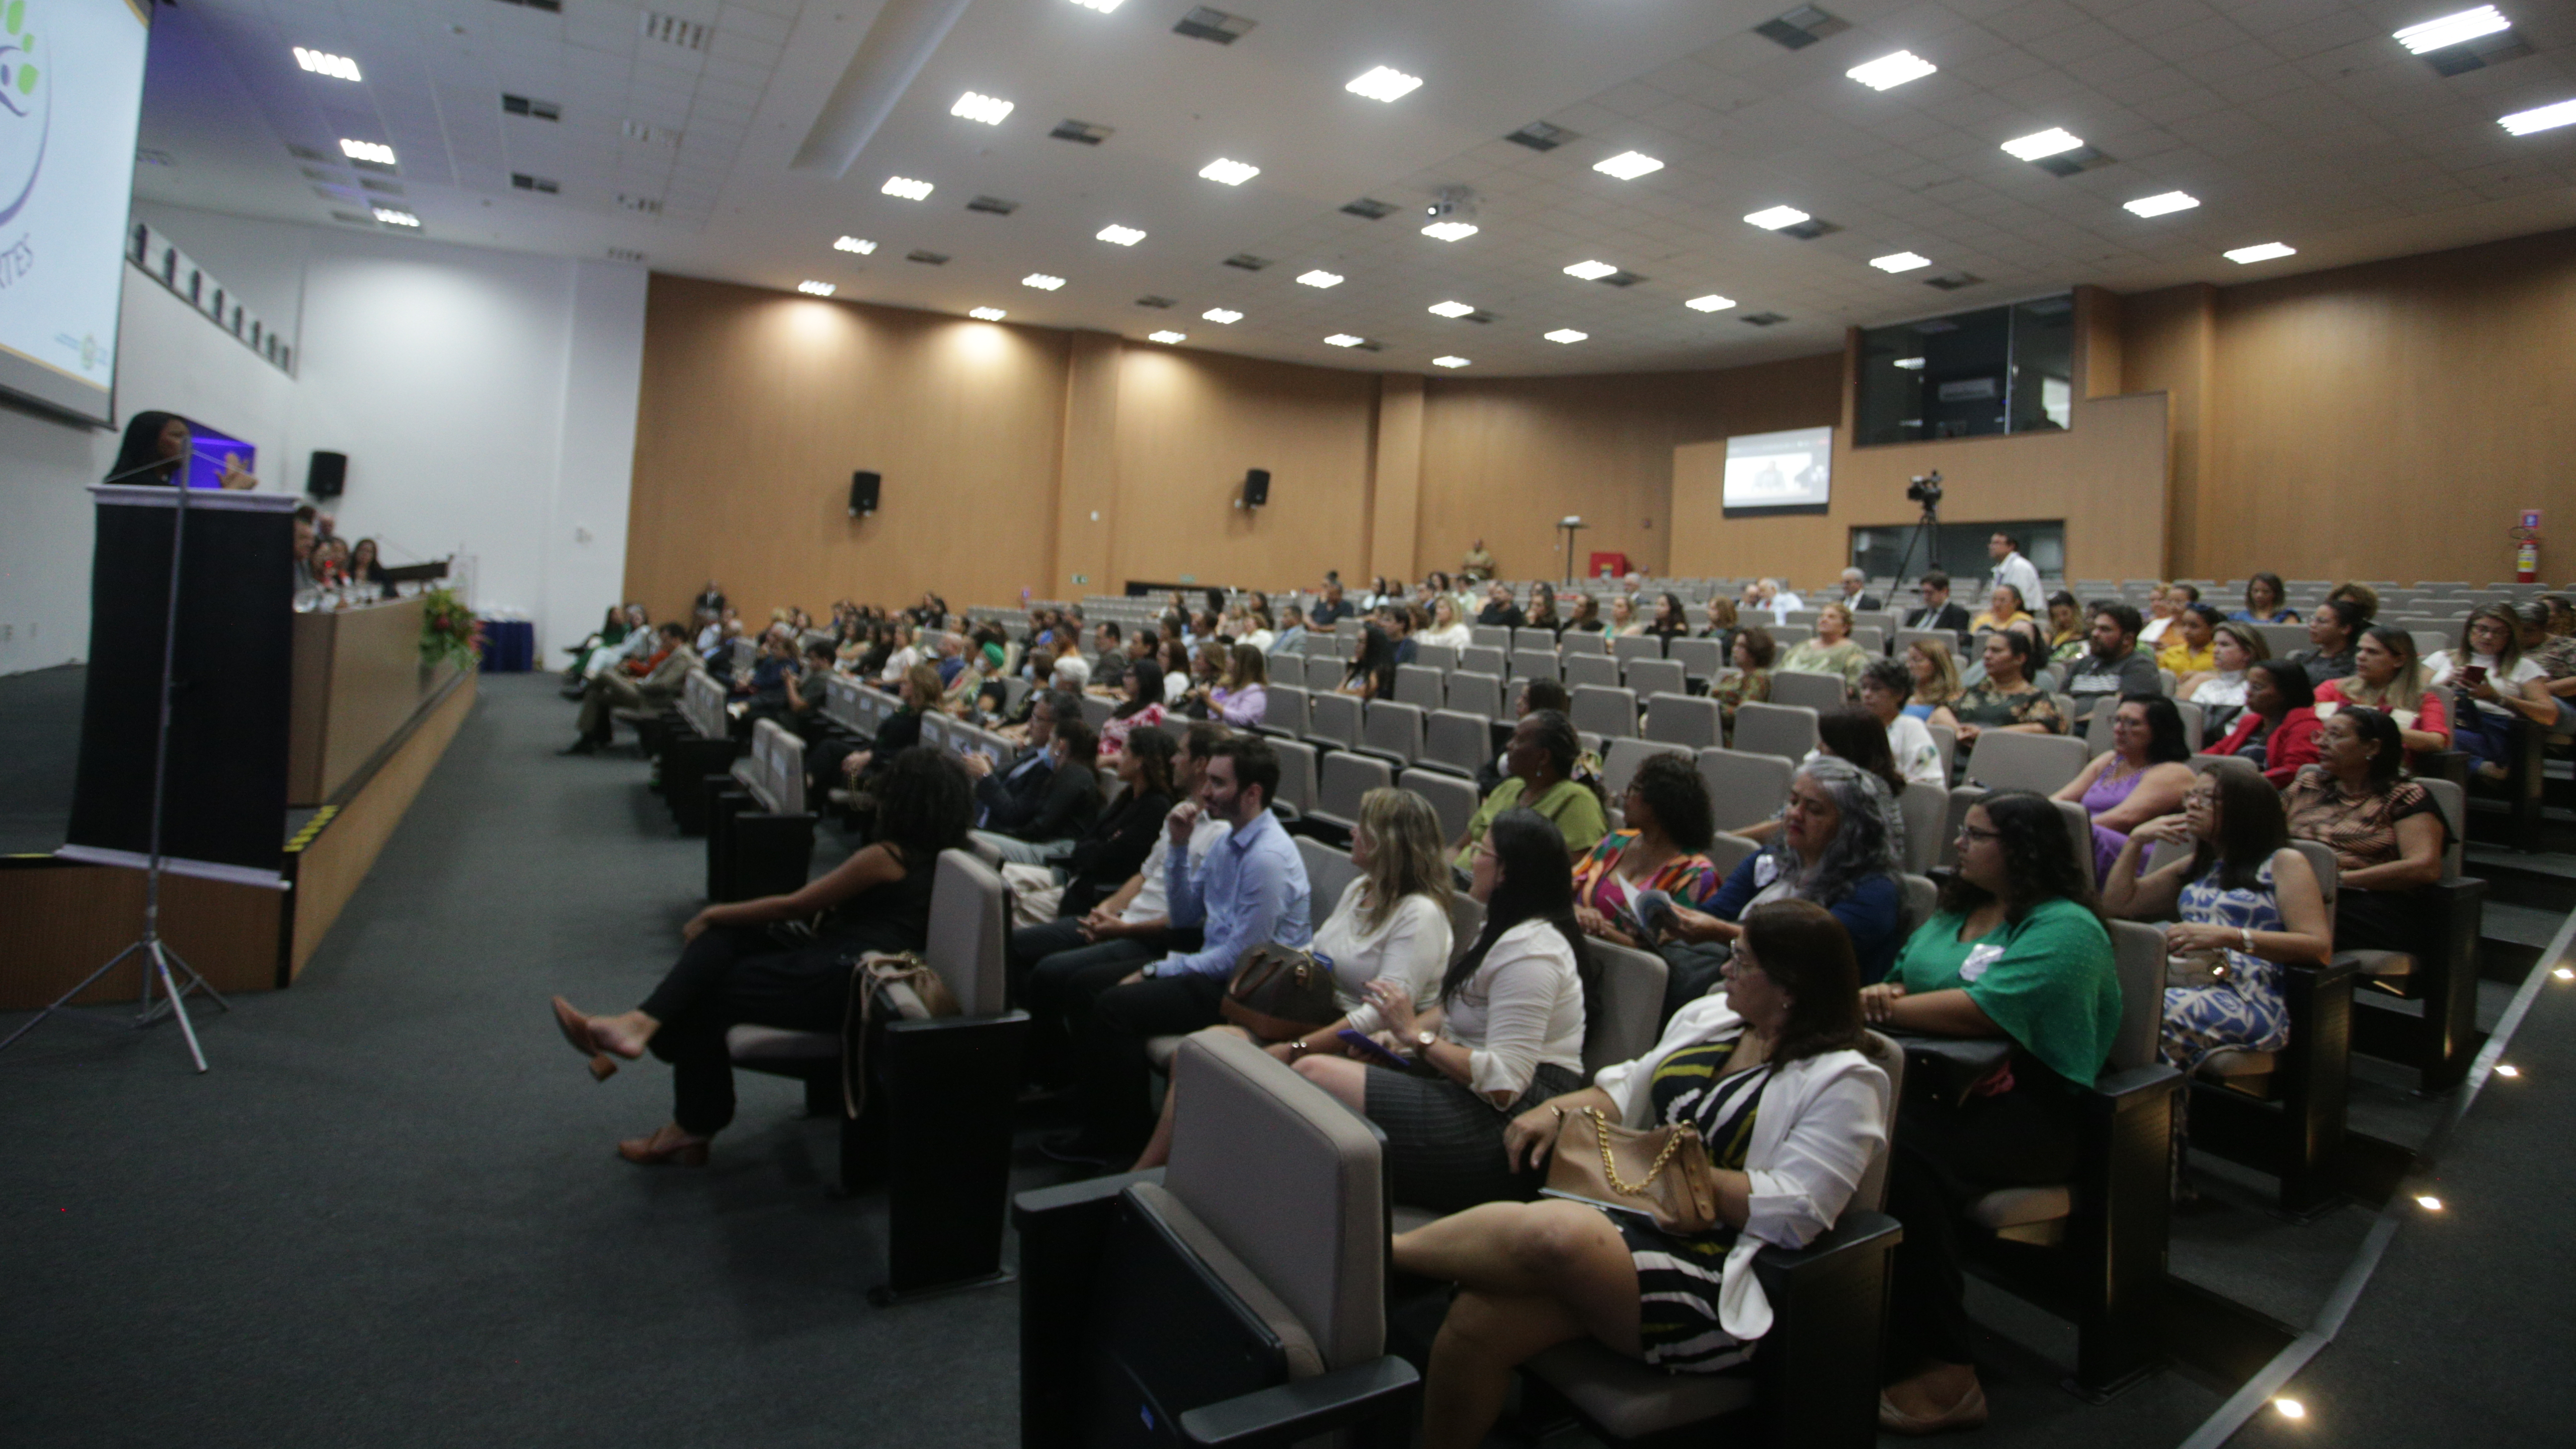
[0,207,646,674]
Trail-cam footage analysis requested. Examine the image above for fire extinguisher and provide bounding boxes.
[2512,509,2542,583]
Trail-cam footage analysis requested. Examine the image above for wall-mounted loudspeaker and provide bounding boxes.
[1240,468,1271,508]
[849,470,881,517]
[308,450,348,499]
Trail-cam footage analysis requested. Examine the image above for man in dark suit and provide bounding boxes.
[1902,571,1971,634]
[967,693,1102,863]
[1834,568,1884,612]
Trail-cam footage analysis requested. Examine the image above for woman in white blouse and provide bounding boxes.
[1419,596,1476,650]
[1131,788,1454,1169]
[1392,900,1888,1448]
[1291,808,1591,1210]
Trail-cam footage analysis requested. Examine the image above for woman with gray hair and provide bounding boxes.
[1654,757,1908,1017]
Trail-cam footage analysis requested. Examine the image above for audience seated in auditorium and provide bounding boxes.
[831,662,941,808]
[1696,596,1738,653]
[1478,582,1526,629]
[1606,593,1644,637]
[1131,787,1454,1170]
[1311,582,1354,626]
[1096,660,1167,761]
[2180,621,2266,738]
[1753,577,1804,624]
[1341,622,1400,700]
[1455,711,1608,873]
[1265,606,1306,657]
[1778,603,1873,694]
[2326,582,2380,626]
[1477,679,1571,796]
[1969,583,2034,640]
[771,639,836,738]
[2157,603,2222,677]
[2232,571,2300,625]
[2290,599,2363,686]
[2066,602,2161,715]
[1156,637,1194,708]
[1566,593,1606,634]
[2428,605,2559,779]
[1861,658,1948,786]
[1985,533,2042,612]
[1864,791,2122,1435]
[2283,709,2446,957]
[572,603,635,682]
[966,701,1101,867]
[2209,660,2322,788]
[581,603,653,679]
[1522,581,1563,636]
[1206,642,1268,728]
[692,579,726,624]
[1389,900,1885,1445]
[2518,600,2576,734]
[1838,566,1885,612]
[1054,736,1311,1166]
[2136,583,2183,650]
[546,747,973,1166]
[1902,636,1963,730]
[1422,596,1474,649]
[1644,591,1690,643]
[2102,770,2330,1083]
[1569,753,1725,950]
[1294,807,1591,1211]
[2043,590,2087,663]
[1712,627,1776,747]
[1382,603,1422,666]
[1904,571,1973,635]
[1461,537,1496,581]
[1950,630,2065,745]
[2316,626,2451,761]
[563,622,695,755]
[2055,694,2196,881]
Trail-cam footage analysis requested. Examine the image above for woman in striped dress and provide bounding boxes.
[1390,901,1889,1448]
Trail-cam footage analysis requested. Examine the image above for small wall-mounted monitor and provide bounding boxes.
[1721,425,1833,515]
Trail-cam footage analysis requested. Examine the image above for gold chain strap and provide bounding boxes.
[1584,1107,1694,1196]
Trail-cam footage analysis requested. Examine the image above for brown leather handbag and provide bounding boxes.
[1218,943,1342,1042]
[1542,1106,1720,1234]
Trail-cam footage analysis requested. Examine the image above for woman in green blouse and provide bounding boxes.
[1453,709,1608,871]
[1776,602,1872,695]
[1860,791,2122,1434]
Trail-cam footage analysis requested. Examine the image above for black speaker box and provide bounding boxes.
[1242,468,1271,507]
[308,450,348,499]
[850,470,881,516]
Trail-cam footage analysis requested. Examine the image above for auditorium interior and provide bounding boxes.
[6,1,2576,1447]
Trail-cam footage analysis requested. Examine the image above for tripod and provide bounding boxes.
[1890,499,1941,593]
[0,460,233,1071]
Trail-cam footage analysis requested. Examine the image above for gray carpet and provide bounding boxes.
[0,675,1043,1449]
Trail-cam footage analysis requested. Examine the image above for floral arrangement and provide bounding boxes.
[420,587,485,668]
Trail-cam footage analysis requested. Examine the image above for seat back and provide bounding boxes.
[1363,700,1425,763]
[925,849,1009,1015]
[1643,693,1719,749]
[2419,777,2467,877]
[1297,834,1361,910]
[1400,767,1481,844]
[1599,737,1690,802]
[1444,670,1504,721]
[1900,780,1947,874]
[1612,634,1664,665]
[1316,752,1393,823]
[2289,839,2340,911]
[1623,657,1687,698]
[1394,664,1445,713]
[1770,669,1848,712]
[1421,710,1491,778]
[1583,941,1669,1077]
[1732,701,1818,762]
[1963,730,2090,794]
[1705,832,1761,876]
[1897,873,1939,938]
[2054,798,2097,890]
[1512,646,1561,680]
[1269,738,1318,814]
[1698,748,1794,832]
[1566,653,1622,690]
[1263,683,1309,737]
[1853,1030,1907,1212]
[1561,631,1610,656]
[1416,644,1459,672]
[1165,1033,1387,1369]
[1309,692,1362,748]
[1471,625,1510,649]
[1570,684,1638,739]
[1446,891,1485,954]
[1668,637,1723,679]
[2106,919,2165,1074]
[1458,645,1507,679]
[1079,694,1114,730]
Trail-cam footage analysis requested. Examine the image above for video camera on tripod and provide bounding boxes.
[1906,471,1944,507]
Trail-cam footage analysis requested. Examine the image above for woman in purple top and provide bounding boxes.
[1208,642,1269,728]
[2054,695,2195,882]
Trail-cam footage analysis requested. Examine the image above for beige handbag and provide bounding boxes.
[837,952,961,1117]
[1541,1106,1720,1234]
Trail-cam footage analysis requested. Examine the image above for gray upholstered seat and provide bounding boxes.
[1730,702,1817,762]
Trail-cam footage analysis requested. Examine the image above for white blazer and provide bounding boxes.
[1589,996,1890,1344]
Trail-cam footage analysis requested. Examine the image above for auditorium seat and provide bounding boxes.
[1668,637,1723,681]
[1512,645,1561,681]
[1642,692,1719,750]
[1565,653,1621,690]
[2342,778,2486,1093]
[1458,644,1507,678]
[1302,752,1391,840]
[1296,833,1361,910]
[1359,700,1424,767]
[1444,670,1505,722]
[1610,635,1663,667]
[1623,657,1686,698]
[1267,738,1318,818]
[1393,663,1445,713]
[1419,710,1490,780]
[1769,669,1848,712]
[1258,683,1308,740]
[1961,730,2091,795]
[1400,768,1479,845]
[1899,780,1947,875]
[1570,684,1638,741]
[1698,748,1793,833]
[704,720,815,902]
[1730,702,1819,763]
[1562,632,1610,656]
[1308,692,1361,750]
[1600,737,1688,801]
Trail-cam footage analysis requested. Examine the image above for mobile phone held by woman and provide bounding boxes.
[1336,1028,1415,1069]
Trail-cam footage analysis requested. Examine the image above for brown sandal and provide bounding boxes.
[550,996,620,1081]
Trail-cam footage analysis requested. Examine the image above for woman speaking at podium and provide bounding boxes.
[108,411,259,490]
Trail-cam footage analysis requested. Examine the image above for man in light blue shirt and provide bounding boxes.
[1059,734,1310,1163]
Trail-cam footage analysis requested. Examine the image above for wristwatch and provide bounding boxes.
[1413,1030,1439,1056]
[1141,963,1160,978]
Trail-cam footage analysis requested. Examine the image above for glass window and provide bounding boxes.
[1854,294,2075,447]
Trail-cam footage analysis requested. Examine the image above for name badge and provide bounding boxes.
[1959,943,2005,983]
[1752,855,1780,888]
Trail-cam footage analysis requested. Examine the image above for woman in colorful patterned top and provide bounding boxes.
[1571,753,1725,950]
[1711,627,1775,746]
[2283,708,2447,956]
[1947,630,2065,746]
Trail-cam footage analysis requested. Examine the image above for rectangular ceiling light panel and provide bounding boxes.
[883,176,933,199]
[2395,6,2510,53]
[1542,328,1587,343]
[373,208,420,228]
[970,306,1008,320]
[798,281,835,295]
[1323,333,1365,347]
[1870,251,1932,273]
[2499,99,2576,135]
[1744,205,1809,230]
[339,138,397,165]
[1847,51,1934,90]
[294,47,363,81]
[1202,308,1241,323]
[1685,294,1736,312]
[1427,300,1474,318]
[1421,221,1478,241]
[2224,242,2296,263]
[834,236,877,253]
[1150,330,1187,343]
[1431,355,1470,368]
[1022,273,1066,290]
[2001,127,2085,161]
[952,92,1015,125]
[1593,151,1663,180]
[2123,190,2199,217]
[1199,158,1261,185]
[1096,224,1147,245]
[1296,269,1343,288]
[1562,259,1617,280]
[1346,66,1424,102]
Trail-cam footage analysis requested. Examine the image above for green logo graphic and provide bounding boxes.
[0,0,48,227]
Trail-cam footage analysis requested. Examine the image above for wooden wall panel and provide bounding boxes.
[1418,356,1841,586]
[0,864,281,1008]
[623,275,1069,624]
[2123,284,2216,578]
[1369,375,1425,586]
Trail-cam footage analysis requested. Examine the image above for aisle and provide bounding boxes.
[0,675,1019,1449]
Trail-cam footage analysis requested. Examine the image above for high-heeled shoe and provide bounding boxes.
[550,996,619,1081]
[617,1124,711,1166]
[1877,1380,1988,1436]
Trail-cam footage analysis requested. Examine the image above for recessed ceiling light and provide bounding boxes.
[2395,6,2511,54]
[1199,158,1261,185]
[1744,205,1810,230]
[2225,242,2297,263]
[1846,50,1935,90]
[2414,1194,2443,1210]
[1323,333,1365,347]
[1871,251,1933,273]
[833,236,878,254]
[1543,328,1587,344]
[2499,98,2576,135]
[293,47,363,82]
[2124,190,2200,217]
[373,208,420,228]
[1149,330,1187,344]
[1685,294,1737,312]
[1593,151,1664,180]
[2274,1399,2307,1420]
[951,91,1014,125]
[1096,223,1146,245]
[1346,66,1423,102]
[1068,0,1123,12]
[883,175,933,200]
[1022,273,1066,290]
[2496,1062,2521,1077]
[1563,260,1618,281]
[1420,221,1480,242]
[339,138,397,165]
[2001,127,2086,161]
[1892,356,1925,369]
[1427,300,1475,318]
[798,280,835,296]
[969,306,1008,321]
[1296,269,1344,288]
[1432,355,1470,368]
[1201,308,1242,323]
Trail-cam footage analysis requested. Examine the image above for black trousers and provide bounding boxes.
[1076,972,1231,1155]
[1882,1073,2082,1374]
[638,924,850,1137]
[1013,920,1197,1085]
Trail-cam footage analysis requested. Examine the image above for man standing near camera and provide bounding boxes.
[1988,532,2042,612]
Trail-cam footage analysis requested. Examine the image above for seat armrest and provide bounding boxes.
[1177,1356,1421,1449]
[2285,956,2361,990]
[2088,1063,2182,1108]
[1748,1210,1901,1287]
[1012,1168,1166,1227]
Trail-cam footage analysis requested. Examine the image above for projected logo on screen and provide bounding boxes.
[1721,425,1835,512]
[0,0,48,228]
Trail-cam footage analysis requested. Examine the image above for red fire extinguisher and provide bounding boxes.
[2513,509,2541,583]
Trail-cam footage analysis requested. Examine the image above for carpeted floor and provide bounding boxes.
[0,675,1051,1449]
